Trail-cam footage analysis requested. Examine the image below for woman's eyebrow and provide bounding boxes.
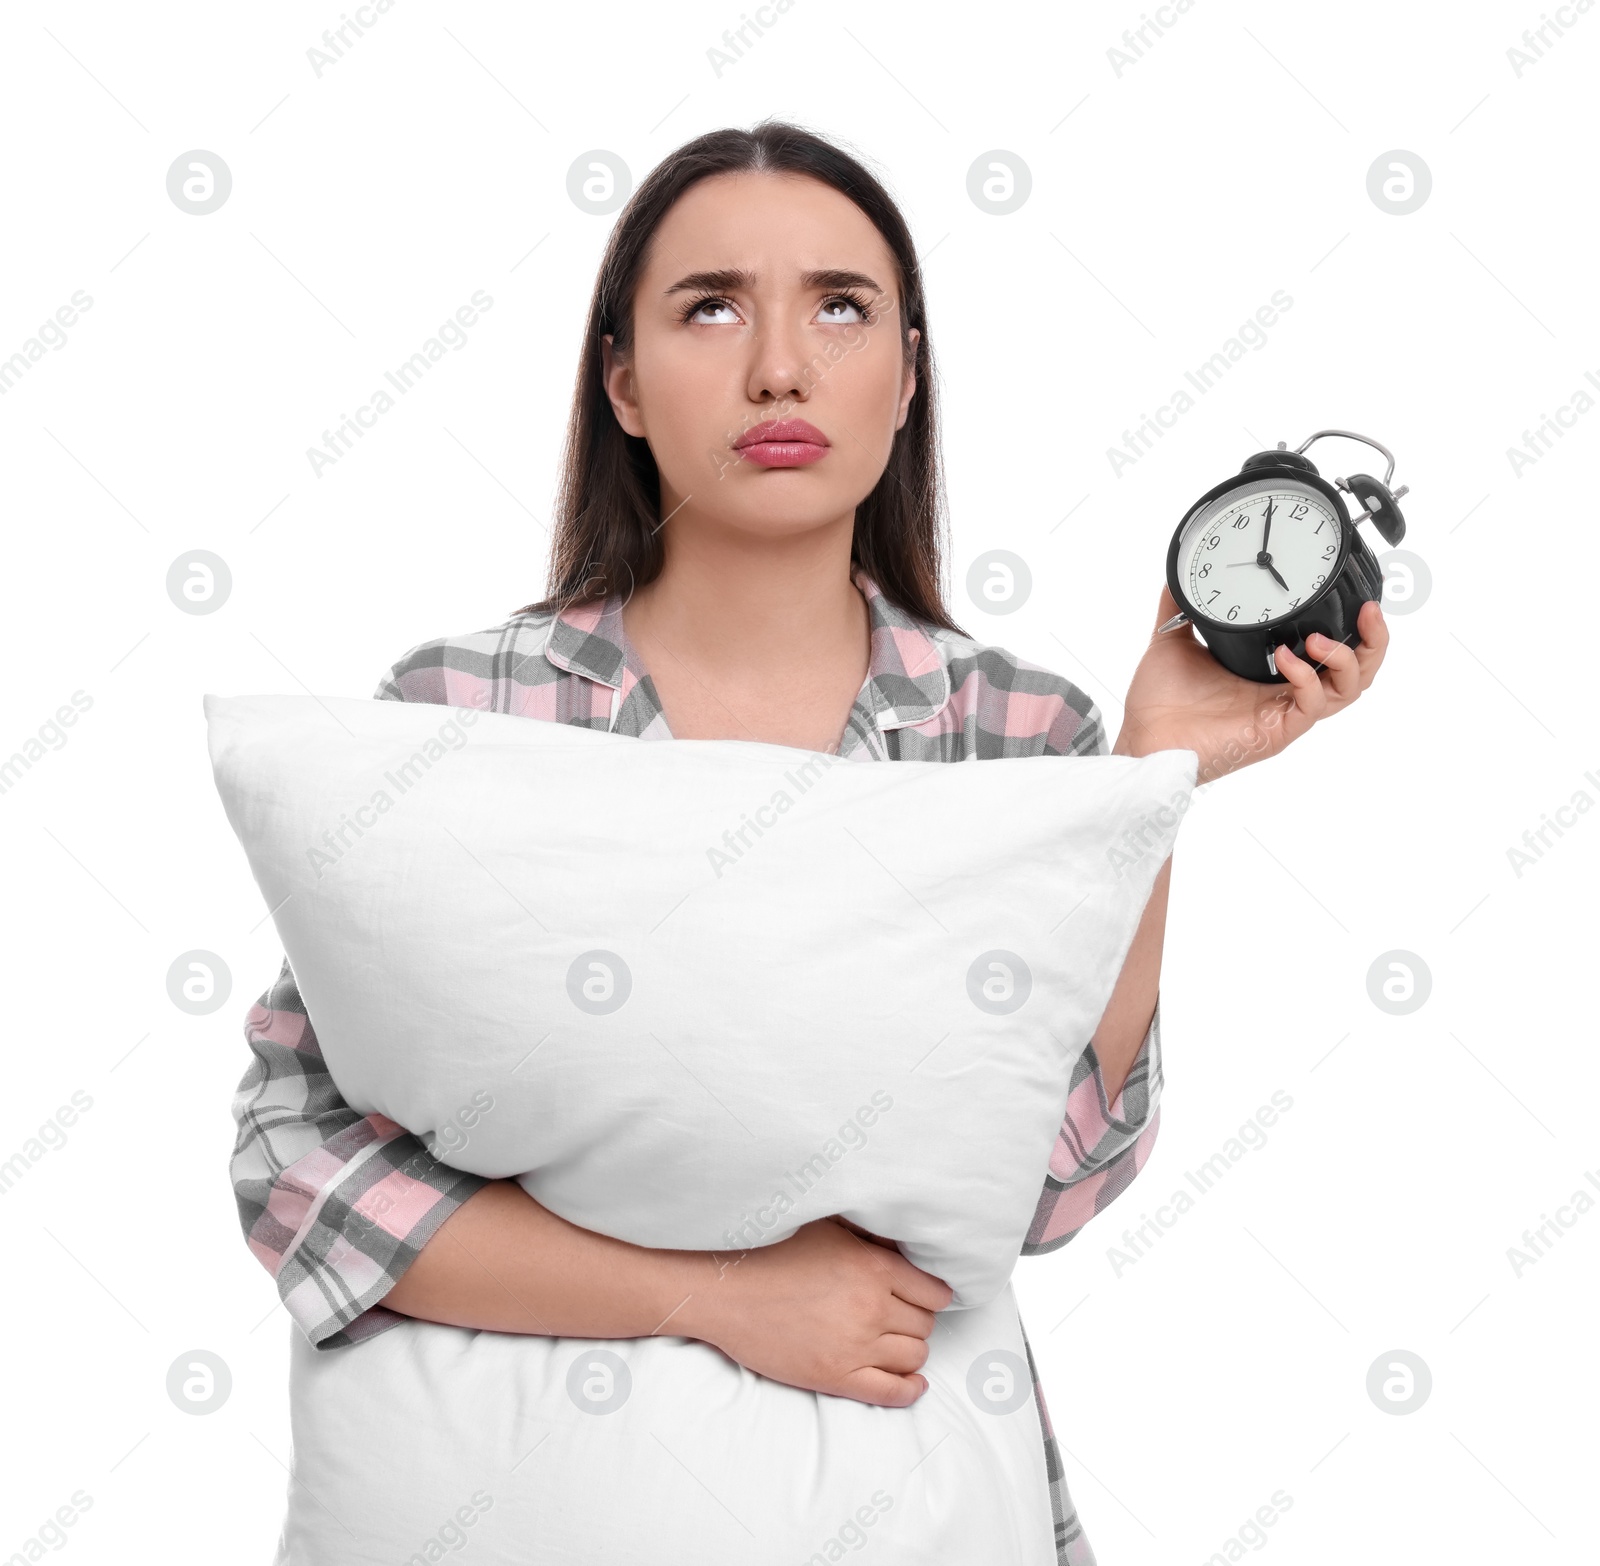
[662,266,886,297]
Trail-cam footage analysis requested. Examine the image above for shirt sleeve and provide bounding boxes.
[1020,1003,1163,1255]
[226,654,491,1350]
[1021,689,1165,1255]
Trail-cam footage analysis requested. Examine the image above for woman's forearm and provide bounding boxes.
[383,1179,715,1339]
[379,1183,948,1407]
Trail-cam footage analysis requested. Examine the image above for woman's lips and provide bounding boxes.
[732,417,830,468]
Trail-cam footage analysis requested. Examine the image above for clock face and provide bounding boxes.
[1178,479,1344,627]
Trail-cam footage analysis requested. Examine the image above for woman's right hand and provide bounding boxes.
[679,1215,954,1408]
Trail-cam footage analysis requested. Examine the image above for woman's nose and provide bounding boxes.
[744,305,814,405]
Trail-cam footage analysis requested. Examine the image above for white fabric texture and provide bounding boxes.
[206,692,1196,1564]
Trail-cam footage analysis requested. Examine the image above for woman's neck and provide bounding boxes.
[620,517,872,747]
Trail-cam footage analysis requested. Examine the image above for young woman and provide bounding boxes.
[232,119,1386,1563]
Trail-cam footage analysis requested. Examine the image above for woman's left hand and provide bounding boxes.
[1113,585,1389,781]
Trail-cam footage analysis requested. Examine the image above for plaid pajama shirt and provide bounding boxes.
[230,567,1165,1566]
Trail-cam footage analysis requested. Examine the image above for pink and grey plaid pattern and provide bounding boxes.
[229,568,1161,1566]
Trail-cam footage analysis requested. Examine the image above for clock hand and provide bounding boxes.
[1230,550,1290,591]
[1261,497,1275,553]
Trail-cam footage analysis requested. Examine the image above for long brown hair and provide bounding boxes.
[514,118,963,633]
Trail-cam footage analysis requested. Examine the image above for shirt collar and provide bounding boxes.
[542,566,953,733]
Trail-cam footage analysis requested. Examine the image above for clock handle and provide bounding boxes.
[1290,429,1409,547]
[1293,428,1398,484]
[1156,611,1191,635]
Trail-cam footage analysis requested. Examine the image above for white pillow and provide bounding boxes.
[208,691,1196,1564]
[207,691,1195,1311]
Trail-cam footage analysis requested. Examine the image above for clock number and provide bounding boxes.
[1321,544,1336,559]
[1289,597,1300,609]
[1258,608,1270,622]
[1314,519,1327,534]
[1226,604,1239,621]
[1198,561,1212,578]
[1289,503,1309,520]
[1232,514,1251,529]
[1312,573,1325,587]
[1206,589,1220,605]
[1205,534,1220,550]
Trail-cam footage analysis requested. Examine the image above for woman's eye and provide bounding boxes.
[686,297,740,324]
[819,295,869,324]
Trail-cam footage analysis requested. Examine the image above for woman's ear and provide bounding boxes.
[600,333,647,438]
[894,327,920,432]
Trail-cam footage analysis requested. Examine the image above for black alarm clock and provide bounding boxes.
[1160,430,1409,683]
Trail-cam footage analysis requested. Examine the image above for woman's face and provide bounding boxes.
[602,170,919,549]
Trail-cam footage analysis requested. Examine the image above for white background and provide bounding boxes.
[2,1,1595,1561]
